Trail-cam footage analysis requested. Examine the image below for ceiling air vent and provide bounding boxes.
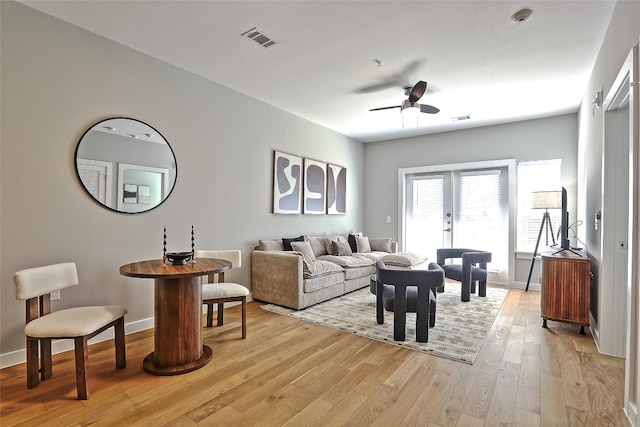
[241,27,277,48]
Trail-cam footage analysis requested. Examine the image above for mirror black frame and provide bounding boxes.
[74,117,177,214]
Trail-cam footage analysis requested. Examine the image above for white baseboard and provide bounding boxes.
[625,402,637,427]
[511,281,541,292]
[0,295,252,369]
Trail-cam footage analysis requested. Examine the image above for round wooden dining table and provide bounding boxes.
[119,258,231,375]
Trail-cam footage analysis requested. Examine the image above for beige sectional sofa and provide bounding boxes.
[252,234,428,310]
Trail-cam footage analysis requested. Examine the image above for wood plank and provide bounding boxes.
[541,373,568,427]
[0,289,630,427]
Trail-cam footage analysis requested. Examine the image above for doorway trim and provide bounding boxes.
[619,41,640,426]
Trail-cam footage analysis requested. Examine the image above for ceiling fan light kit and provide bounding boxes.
[370,80,440,122]
[401,104,419,129]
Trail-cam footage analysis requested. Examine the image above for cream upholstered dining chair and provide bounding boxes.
[194,250,249,339]
[13,262,127,400]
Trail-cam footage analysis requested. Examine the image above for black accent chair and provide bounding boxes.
[374,261,444,342]
[436,248,492,302]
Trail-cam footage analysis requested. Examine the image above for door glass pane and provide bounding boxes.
[455,170,501,245]
[454,169,504,272]
[405,174,443,259]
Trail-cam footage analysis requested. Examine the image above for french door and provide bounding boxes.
[403,167,508,283]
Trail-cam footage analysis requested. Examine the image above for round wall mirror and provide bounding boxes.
[74,117,177,214]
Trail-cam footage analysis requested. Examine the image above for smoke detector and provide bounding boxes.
[511,8,533,24]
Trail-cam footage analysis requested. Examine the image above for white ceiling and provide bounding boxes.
[21,0,617,143]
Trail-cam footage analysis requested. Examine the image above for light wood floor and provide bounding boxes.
[0,288,629,426]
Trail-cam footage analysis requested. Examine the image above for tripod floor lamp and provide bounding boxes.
[525,190,561,291]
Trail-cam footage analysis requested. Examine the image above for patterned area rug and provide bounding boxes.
[261,285,507,364]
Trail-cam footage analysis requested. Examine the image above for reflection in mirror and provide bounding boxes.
[75,117,177,213]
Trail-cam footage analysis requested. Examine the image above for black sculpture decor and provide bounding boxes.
[191,225,195,263]
[162,226,167,266]
[166,251,192,265]
[162,225,195,265]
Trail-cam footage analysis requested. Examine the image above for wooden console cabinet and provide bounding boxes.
[540,250,591,334]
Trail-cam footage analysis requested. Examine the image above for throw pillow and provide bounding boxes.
[307,236,329,257]
[369,238,394,253]
[325,239,335,255]
[348,232,362,253]
[282,235,304,251]
[332,240,353,256]
[291,240,317,263]
[381,252,428,267]
[355,235,371,253]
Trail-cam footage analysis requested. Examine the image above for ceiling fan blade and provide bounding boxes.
[356,82,398,94]
[369,105,401,111]
[408,81,427,103]
[419,103,440,114]
[355,59,424,94]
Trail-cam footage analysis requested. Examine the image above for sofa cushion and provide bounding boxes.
[369,238,394,253]
[282,235,304,251]
[318,254,375,268]
[303,268,344,293]
[331,240,352,256]
[381,252,428,267]
[356,236,371,253]
[258,239,284,251]
[356,251,390,262]
[307,236,331,257]
[302,260,344,279]
[344,264,376,280]
[291,241,316,263]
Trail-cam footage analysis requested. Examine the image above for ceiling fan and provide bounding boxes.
[369,81,440,115]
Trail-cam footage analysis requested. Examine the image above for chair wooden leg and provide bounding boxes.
[114,317,126,369]
[74,337,89,400]
[25,337,39,389]
[241,297,247,339]
[206,303,214,327]
[40,338,52,381]
[217,303,224,326]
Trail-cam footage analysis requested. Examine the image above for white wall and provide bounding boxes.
[578,0,640,356]
[0,2,364,362]
[363,113,579,286]
[575,0,640,422]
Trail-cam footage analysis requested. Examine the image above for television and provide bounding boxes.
[554,187,581,255]
[560,187,570,250]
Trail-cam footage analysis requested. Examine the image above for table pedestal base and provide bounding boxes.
[143,345,212,376]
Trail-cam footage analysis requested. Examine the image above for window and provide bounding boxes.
[517,160,562,252]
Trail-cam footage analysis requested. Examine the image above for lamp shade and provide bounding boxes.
[531,191,561,209]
